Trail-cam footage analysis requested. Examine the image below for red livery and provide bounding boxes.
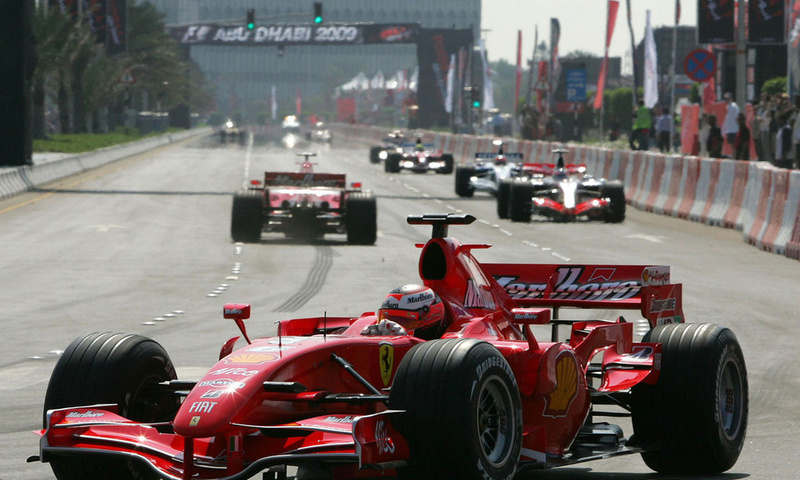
[230,153,377,244]
[34,214,747,480]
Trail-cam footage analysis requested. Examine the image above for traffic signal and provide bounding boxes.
[246,9,255,30]
[472,87,482,108]
[313,2,323,23]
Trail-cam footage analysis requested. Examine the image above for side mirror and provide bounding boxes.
[224,304,252,344]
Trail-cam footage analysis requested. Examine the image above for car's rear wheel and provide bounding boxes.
[369,146,382,163]
[631,323,748,475]
[496,178,513,218]
[439,154,455,174]
[509,181,533,223]
[455,166,475,197]
[601,180,626,223]
[385,154,402,173]
[345,191,377,245]
[389,339,522,480]
[231,189,263,242]
[43,332,180,480]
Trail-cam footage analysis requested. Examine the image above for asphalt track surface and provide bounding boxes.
[2,133,798,480]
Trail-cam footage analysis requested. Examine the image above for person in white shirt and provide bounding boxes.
[655,107,673,153]
[792,95,800,168]
[722,92,740,151]
[756,93,772,162]
[775,114,793,169]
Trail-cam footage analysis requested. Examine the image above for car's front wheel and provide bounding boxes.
[43,332,180,480]
[631,323,748,475]
[389,339,522,480]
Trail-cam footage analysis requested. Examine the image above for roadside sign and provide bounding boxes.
[684,49,716,82]
[565,69,587,102]
[119,67,136,84]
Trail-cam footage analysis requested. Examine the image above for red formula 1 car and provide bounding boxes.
[33,214,747,480]
[230,153,376,244]
[502,149,626,223]
[383,137,454,174]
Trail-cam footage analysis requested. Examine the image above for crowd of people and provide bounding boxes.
[625,91,800,171]
[693,92,800,169]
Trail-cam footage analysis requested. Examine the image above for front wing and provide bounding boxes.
[36,406,408,480]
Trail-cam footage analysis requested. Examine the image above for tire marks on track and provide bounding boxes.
[273,246,333,312]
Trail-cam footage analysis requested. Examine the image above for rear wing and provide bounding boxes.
[521,163,587,176]
[481,263,683,328]
[263,172,346,188]
[475,152,524,160]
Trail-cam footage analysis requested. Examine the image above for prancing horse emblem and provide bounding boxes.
[379,343,394,386]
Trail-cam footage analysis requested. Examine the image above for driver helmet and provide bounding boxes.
[378,285,444,332]
[415,138,424,151]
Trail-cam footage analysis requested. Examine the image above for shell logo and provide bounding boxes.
[543,351,579,417]
[225,353,278,365]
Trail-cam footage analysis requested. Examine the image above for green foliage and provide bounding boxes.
[602,87,635,133]
[208,112,225,126]
[689,83,701,104]
[762,77,787,96]
[33,127,179,153]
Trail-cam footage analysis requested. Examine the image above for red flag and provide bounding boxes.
[594,1,620,110]
[676,0,681,24]
[515,30,522,115]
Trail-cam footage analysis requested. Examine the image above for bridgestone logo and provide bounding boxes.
[650,298,676,313]
[475,355,516,387]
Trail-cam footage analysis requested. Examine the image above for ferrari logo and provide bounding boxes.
[379,344,394,386]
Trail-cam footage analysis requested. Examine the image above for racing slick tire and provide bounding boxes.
[345,191,377,245]
[231,189,264,243]
[455,166,475,197]
[496,178,513,218]
[385,153,402,173]
[369,146,383,164]
[600,180,626,223]
[630,323,748,475]
[389,338,522,480]
[509,181,534,223]
[43,332,180,480]
[439,154,455,174]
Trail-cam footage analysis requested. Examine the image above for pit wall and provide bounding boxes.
[333,124,800,262]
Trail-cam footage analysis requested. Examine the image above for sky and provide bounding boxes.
[481,0,697,64]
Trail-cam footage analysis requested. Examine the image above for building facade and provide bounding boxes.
[143,0,480,120]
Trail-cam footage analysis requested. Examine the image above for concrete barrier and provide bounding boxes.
[331,124,800,263]
[0,128,211,201]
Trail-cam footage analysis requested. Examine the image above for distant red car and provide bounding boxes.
[35,214,747,480]
[230,153,376,244]
[383,137,454,174]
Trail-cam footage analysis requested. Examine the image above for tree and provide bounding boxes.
[762,77,787,96]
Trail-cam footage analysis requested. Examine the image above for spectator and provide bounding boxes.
[722,92,740,152]
[756,93,773,162]
[707,115,723,158]
[734,113,751,160]
[655,107,673,153]
[793,95,800,166]
[698,113,710,157]
[775,114,793,169]
[630,100,651,151]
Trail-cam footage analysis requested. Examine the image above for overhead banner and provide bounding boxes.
[748,0,786,44]
[416,28,473,129]
[50,0,126,54]
[697,0,734,44]
[171,23,420,46]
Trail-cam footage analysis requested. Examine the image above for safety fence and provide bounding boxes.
[333,124,800,262]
